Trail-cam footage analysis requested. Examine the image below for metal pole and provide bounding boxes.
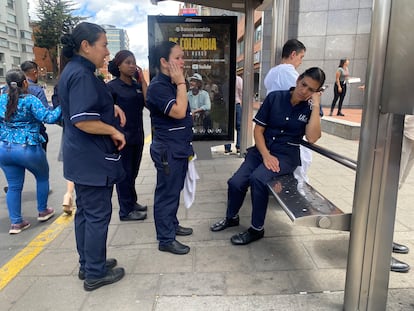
[343,0,405,309]
[271,0,289,67]
[239,0,256,154]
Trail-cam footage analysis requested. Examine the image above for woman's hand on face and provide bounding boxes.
[263,154,280,173]
[168,61,184,85]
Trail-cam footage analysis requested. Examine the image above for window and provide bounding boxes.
[0,53,4,62]
[7,27,17,37]
[7,0,14,9]
[9,41,18,51]
[254,24,262,42]
[21,44,32,53]
[20,30,32,39]
[7,13,16,23]
[0,68,4,77]
[0,38,8,48]
[12,56,20,65]
[0,24,6,33]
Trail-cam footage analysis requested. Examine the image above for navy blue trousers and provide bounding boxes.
[150,144,188,245]
[226,147,296,229]
[74,184,113,279]
[115,143,144,218]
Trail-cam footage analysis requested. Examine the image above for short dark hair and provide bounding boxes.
[339,58,348,68]
[20,61,38,73]
[281,39,306,59]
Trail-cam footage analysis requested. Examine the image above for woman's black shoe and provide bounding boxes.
[83,267,125,291]
[230,228,264,245]
[392,242,409,254]
[210,215,240,232]
[158,240,190,255]
[176,225,193,236]
[78,258,118,280]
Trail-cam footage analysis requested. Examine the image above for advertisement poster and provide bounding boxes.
[148,16,237,141]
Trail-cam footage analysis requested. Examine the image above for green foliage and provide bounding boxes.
[33,0,85,76]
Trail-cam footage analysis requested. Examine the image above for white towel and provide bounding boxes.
[183,154,200,209]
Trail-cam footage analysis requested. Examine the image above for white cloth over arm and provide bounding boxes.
[183,155,200,208]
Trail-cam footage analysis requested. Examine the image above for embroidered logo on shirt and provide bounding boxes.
[298,114,308,122]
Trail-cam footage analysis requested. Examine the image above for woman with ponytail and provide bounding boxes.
[57,22,126,291]
[0,69,61,234]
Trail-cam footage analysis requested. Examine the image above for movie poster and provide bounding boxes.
[148,16,237,141]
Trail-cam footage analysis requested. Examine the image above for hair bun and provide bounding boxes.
[61,34,75,48]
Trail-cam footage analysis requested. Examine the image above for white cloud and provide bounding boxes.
[28,0,182,68]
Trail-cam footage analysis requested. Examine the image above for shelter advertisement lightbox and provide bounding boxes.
[148,15,237,141]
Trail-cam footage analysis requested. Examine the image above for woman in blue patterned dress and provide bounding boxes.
[0,69,61,234]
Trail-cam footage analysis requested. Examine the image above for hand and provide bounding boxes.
[338,86,342,93]
[263,153,280,173]
[168,62,185,85]
[111,130,126,151]
[114,105,126,127]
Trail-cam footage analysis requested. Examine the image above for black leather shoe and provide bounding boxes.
[134,202,148,212]
[78,258,118,280]
[84,267,125,291]
[337,112,345,116]
[159,240,190,255]
[120,210,147,221]
[176,225,193,236]
[392,242,409,254]
[230,228,264,245]
[390,257,410,273]
[210,215,240,232]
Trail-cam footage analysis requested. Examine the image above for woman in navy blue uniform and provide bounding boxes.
[58,22,126,291]
[211,67,326,245]
[146,41,194,255]
[107,50,148,221]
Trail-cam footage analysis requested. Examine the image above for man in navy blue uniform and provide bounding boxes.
[211,67,326,245]
[147,41,194,255]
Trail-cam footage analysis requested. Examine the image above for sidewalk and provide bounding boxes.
[0,123,413,310]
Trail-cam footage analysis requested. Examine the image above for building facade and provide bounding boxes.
[0,0,34,83]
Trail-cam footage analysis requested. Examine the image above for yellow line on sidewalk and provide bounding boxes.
[0,133,151,291]
[0,212,74,291]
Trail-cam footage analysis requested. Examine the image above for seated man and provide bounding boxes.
[210,67,326,245]
[187,73,211,131]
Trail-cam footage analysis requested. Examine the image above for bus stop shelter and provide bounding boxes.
[152,1,414,310]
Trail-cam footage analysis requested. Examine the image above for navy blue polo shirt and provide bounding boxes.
[146,73,193,157]
[253,90,312,166]
[106,77,144,144]
[58,55,124,186]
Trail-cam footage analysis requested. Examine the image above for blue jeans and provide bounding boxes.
[0,142,50,224]
[225,103,242,152]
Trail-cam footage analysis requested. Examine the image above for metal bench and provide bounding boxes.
[267,140,356,231]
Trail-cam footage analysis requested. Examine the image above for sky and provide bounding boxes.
[28,0,182,68]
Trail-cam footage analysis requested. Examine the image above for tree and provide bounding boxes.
[33,0,84,77]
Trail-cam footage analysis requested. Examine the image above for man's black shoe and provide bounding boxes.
[392,242,409,254]
[120,210,147,221]
[230,227,264,245]
[78,258,118,280]
[84,267,125,291]
[210,215,240,232]
[390,257,410,273]
[159,240,190,255]
[176,225,193,236]
[134,202,148,212]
